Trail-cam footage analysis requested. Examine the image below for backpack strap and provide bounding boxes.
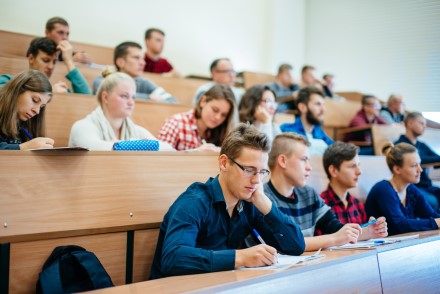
[38,259,64,294]
[71,251,113,288]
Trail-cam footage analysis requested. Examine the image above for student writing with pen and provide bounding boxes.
[319,142,387,235]
[149,124,305,279]
[264,134,388,252]
[0,70,55,150]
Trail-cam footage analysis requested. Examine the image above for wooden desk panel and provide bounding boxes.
[9,232,126,294]
[377,231,440,293]
[132,229,160,282]
[0,152,218,243]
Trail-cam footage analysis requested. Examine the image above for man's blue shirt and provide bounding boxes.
[280,117,334,145]
[150,176,305,279]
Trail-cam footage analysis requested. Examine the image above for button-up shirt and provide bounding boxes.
[150,176,305,279]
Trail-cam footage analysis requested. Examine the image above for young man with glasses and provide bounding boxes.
[193,58,244,107]
[150,124,305,280]
[264,133,387,251]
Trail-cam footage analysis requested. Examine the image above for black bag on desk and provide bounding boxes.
[36,245,113,294]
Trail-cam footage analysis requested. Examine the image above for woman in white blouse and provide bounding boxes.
[69,71,173,151]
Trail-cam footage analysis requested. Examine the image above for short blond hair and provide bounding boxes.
[268,133,310,169]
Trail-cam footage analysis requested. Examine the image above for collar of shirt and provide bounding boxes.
[209,175,244,213]
[267,180,298,204]
[324,185,355,207]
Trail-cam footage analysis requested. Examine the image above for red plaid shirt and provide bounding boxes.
[320,185,367,225]
[144,54,173,74]
[158,110,204,151]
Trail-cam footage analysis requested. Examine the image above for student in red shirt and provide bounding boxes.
[320,142,377,226]
[143,28,178,77]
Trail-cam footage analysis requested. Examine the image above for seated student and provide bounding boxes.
[265,133,387,251]
[345,95,386,155]
[379,94,405,124]
[150,124,305,279]
[0,70,54,150]
[143,28,178,76]
[158,84,235,151]
[395,112,440,211]
[320,142,367,225]
[280,87,334,155]
[322,74,335,98]
[193,58,244,105]
[238,85,281,142]
[0,37,91,94]
[266,63,300,113]
[45,16,91,64]
[93,42,177,103]
[300,65,324,91]
[365,143,440,235]
[69,71,173,151]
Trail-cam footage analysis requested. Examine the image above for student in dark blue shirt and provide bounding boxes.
[394,112,440,212]
[150,124,305,279]
[365,143,440,235]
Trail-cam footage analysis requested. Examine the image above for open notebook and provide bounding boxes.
[328,234,419,250]
[239,249,325,271]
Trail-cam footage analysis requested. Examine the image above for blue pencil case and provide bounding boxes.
[112,140,159,151]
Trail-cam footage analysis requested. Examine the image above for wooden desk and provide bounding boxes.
[0,151,219,293]
[0,30,113,65]
[241,71,275,89]
[91,230,440,294]
[92,250,381,294]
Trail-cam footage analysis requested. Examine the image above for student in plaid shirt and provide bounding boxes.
[320,142,369,226]
[158,85,235,151]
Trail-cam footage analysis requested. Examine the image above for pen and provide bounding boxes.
[252,229,266,244]
[374,240,385,244]
[21,128,33,140]
[360,219,377,228]
[253,229,278,264]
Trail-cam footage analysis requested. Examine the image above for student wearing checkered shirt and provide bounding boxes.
[158,85,235,152]
[264,133,388,251]
[320,142,369,227]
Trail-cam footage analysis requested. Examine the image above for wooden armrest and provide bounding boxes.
[337,125,373,135]
[348,141,373,147]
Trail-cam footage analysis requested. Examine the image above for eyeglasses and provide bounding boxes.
[216,69,236,74]
[262,99,279,108]
[228,156,270,178]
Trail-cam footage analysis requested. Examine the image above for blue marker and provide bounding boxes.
[360,219,378,228]
[253,229,266,244]
[253,229,278,264]
[21,128,33,140]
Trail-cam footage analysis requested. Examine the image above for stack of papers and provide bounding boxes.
[328,234,419,250]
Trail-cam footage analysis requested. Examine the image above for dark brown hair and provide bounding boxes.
[0,70,52,141]
[238,85,276,123]
[45,17,69,31]
[323,141,359,179]
[145,28,165,40]
[194,84,235,146]
[221,123,270,160]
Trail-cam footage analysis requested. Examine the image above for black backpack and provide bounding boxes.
[36,245,114,294]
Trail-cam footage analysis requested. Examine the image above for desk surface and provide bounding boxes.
[91,230,440,294]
